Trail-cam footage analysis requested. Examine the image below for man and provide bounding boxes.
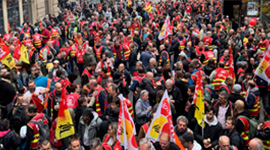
[175,72,190,103]
[48,82,63,120]
[66,135,85,150]
[258,33,269,53]
[256,106,270,149]
[153,132,180,150]
[246,80,260,117]
[210,62,229,91]
[89,138,103,150]
[228,84,245,104]
[40,139,53,150]
[202,75,216,103]
[146,58,157,76]
[166,79,183,117]
[248,138,264,150]
[212,136,238,150]
[24,79,49,102]
[213,91,234,129]
[139,138,155,150]
[174,116,192,139]
[179,132,202,150]
[224,117,244,149]
[140,46,155,68]
[220,76,233,95]
[194,106,223,149]
[138,112,155,142]
[118,63,131,85]
[219,49,230,71]
[40,23,51,46]
[48,60,68,79]
[81,62,95,86]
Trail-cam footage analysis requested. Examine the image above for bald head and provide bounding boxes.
[146,72,154,81]
[235,100,244,112]
[249,138,264,150]
[55,82,62,94]
[219,136,230,150]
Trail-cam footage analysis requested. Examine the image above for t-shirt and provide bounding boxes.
[24,87,45,102]
[218,104,229,129]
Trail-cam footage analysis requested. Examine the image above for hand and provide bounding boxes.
[205,144,212,148]
[106,115,109,119]
[170,99,175,103]
[147,106,152,112]
[257,123,263,130]
[203,139,208,145]
[93,91,97,97]
[156,82,161,86]
[54,105,59,110]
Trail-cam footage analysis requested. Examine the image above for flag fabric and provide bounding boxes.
[31,94,45,113]
[145,90,184,149]
[7,21,11,31]
[144,0,152,13]
[20,44,30,64]
[158,15,173,40]
[255,50,270,83]
[127,0,132,6]
[0,38,15,69]
[228,46,236,84]
[13,41,22,60]
[55,88,75,140]
[193,68,205,128]
[117,94,138,150]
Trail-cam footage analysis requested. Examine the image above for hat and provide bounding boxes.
[53,60,60,64]
[179,51,187,58]
[34,28,38,32]
[265,106,270,115]
[233,84,241,93]
[179,132,194,143]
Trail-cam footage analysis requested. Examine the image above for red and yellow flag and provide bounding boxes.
[229,46,236,84]
[144,0,152,13]
[0,38,15,69]
[55,88,75,140]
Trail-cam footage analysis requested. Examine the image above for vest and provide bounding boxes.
[100,61,111,76]
[132,75,145,96]
[50,28,60,39]
[262,121,270,149]
[203,51,216,65]
[27,113,48,149]
[177,38,185,51]
[32,34,42,48]
[94,45,103,60]
[39,46,51,61]
[191,71,205,85]
[195,46,204,55]
[82,68,93,79]
[203,36,213,51]
[159,50,169,66]
[212,68,229,90]
[102,134,122,150]
[21,27,31,39]
[238,116,250,146]
[95,86,107,116]
[259,39,268,53]
[220,56,230,72]
[69,46,77,58]
[122,44,130,61]
[237,68,245,80]
[76,49,85,64]
[247,92,260,117]
[220,84,231,94]
[125,98,134,118]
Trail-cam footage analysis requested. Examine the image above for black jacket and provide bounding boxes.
[223,128,245,149]
[154,142,180,150]
[129,49,137,67]
[167,86,184,116]
[0,130,21,150]
[256,119,270,141]
[140,78,162,106]
[213,101,234,120]
[174,79,189,105]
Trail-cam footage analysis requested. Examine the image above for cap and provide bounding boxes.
[34,28,38,32]
[53,60,60,64]
[233,84,241,93]
[265,106,270,115]
[179,132,194,143]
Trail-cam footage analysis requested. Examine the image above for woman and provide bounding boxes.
[0,119,21,150]
[102,122,122,150]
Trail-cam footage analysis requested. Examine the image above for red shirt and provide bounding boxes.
[66,93,80,108]
[41,29,51,44]
[186,6,192,13]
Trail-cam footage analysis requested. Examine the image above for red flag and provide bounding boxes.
[229,46,236,83]
[31,94,45,113]
[7,21,11,31]
[13,41,22,60]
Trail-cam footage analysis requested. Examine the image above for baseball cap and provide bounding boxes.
[53,60,60,64]
[179,132,194,143]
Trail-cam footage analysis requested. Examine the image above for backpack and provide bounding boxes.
[29,115,50,141]
[206,87,217,100]
[238,115,258,139]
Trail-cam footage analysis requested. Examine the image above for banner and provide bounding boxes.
[255,50,270,83]
[158,15,173,40]
[20,44,30,64]
[55,88,75,140]
[193,68,205,128]
[117,94,138,150]
[145,90,184,149]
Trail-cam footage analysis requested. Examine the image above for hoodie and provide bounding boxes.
[83,51,96,67]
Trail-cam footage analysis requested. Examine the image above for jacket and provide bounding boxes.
[135,98,151,125]
[223,128,244,149]
[83,51,96,67]
[204,84,215,102]
[167,86,183,116]
[48,66,68,79]
[140,78,162,106]
[0,130,21,150]
[78,111,102,146]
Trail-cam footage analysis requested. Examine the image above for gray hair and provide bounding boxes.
[140,90,149,97]
[251,138,264,150]
[166,79,173,85]
[136,61,143,66]
[139,138,152,149]
[176,115,188,124]
[220,91,229,99]
[149,58,156,63]
[89,138,102,149]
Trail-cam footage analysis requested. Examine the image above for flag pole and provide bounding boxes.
[202,118,204,139]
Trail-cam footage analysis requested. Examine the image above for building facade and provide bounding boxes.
[0,0,58,34]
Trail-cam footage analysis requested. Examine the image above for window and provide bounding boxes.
[23,0,32,23]
[7,0,20,30]
[0,0,4,34]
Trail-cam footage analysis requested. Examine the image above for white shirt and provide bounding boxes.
[218,104,229,129]
[24,87,45,102]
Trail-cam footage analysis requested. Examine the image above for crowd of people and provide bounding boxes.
[0,0,269,149]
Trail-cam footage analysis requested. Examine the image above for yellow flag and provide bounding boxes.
[1,54,15,69]
[194,68,205,128]
[20,45,29,64]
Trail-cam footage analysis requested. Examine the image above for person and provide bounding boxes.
[248,138,264,150]
[40,139,53,150]
[213,91,234,129]
[174,116,193,139]
[74,96,87,131]
[0,119,21,150]
[24,79,49,102]
[66,135,85,150]
[194,106,223,150]
[256,106,270,149]
[179,132,202,150]
[139,138,155,150]
[210,62,229,91]
[219,76,233,95]
[48,82,63,120]
[66,83,80,108]
[212,136,238,150]
[202,75,216,103]
[102,122,122,150]
[246,80,260,117]
[135,90,152,132]
[89,138,103,150]
[48,60,68,79]
[138,112,154,142]
[153,132,180,150]
[78,108,102,149]
[228,84,245,104]
[223,117,244,149]
[145,58,157,76]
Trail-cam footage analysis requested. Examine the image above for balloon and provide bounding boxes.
[249,19,256,26]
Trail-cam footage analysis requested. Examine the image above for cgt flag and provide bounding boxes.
[55,88,75,140]
[193,68,205,128]
[144,0,152,13]
[0,38,15,69]
[158,15,173,40]
[117,94,138,150]
[145,90,184,149]
[228,46,236,84]
[20,44,30,64]
[255,50,270,83]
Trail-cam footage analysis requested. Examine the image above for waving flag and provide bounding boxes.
[55,88,75,140]
[117,94,138,150]
[228,46,236,84]
[0,38,15,69]
[193,68,205,128]
[31,94,45,113]
[146,90,184,149]
[158,15,173,40]
[144,0,152,13]
[20,44,30,64]
[127,0,132,6]
[255,50,270,83]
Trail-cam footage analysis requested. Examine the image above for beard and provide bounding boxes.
[29,88,36,93]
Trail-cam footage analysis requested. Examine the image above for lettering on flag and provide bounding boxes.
[255,50,270,83]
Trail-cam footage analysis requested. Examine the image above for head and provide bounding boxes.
[82,108,94,125]
[149,58,157,67]
[139,138,152,150]
[187,85,195,97]
[176,116,188,134]
[159,132,171,150]
[225,76,233,87]
[108,84,118,97]
[69,135,81,150]
[218,136,230,150]
[218,91,229,105]
[225,116,236,132]
[89,138,103,150]
[179,132,194,149]
[40,140,51,150]
[224,49,229,57]
[165,79,173,92]
[248,138,264,150]
[140,90,149,102]
[55,82,62,94]
[146,72,154,81]
[53,60,60,68]
[25,104,38,120]
[118,63,125,72]
[28,79,36,93]
[205,106,216,122]
[108,122,118,138]
[234,100,245,114]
